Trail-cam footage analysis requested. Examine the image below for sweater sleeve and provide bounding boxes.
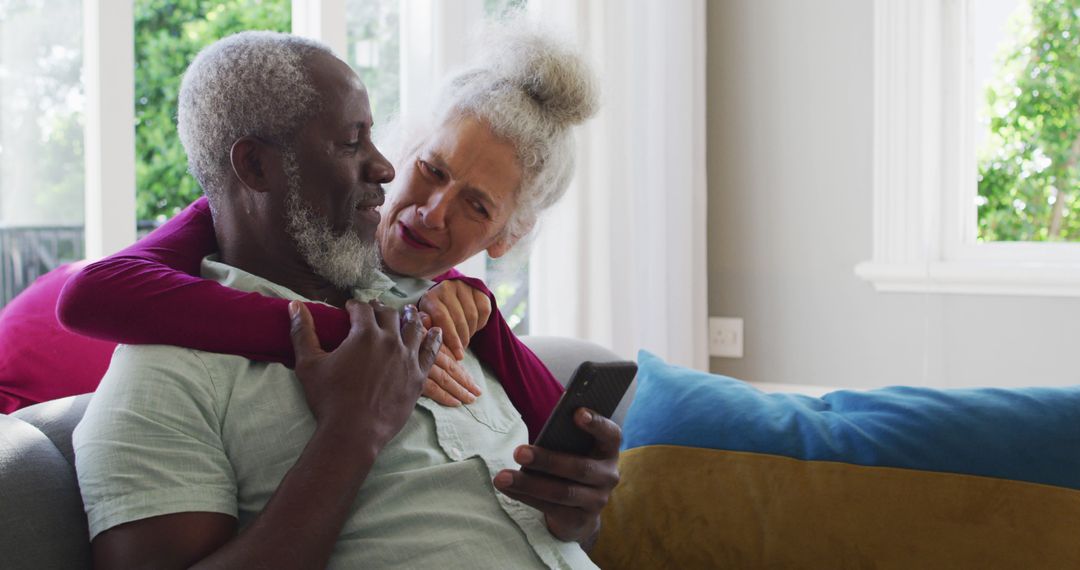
[432,270,564,443]
[56,196,350,367]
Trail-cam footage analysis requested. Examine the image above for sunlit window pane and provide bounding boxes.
[346,0,399,130]
[0,0,85,305]
[0,0,84,227]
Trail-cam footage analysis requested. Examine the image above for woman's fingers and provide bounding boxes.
[422,378,459,407]
[423,347,481,406]
[472,288,493,331]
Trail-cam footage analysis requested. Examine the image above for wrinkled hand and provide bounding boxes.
[421,345,483,406]
[419,280,492,361]
[492,408,622,548]
[289,299,442,449]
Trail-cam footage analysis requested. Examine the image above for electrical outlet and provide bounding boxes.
[709,317,743,358]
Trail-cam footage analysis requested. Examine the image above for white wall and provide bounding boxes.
[706,0,1080,389]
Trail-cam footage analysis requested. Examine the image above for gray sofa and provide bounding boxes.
[0,336,631,569]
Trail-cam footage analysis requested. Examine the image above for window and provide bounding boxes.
[856,0,1080,297]
[346,0,398,129]
[0,0,85,305]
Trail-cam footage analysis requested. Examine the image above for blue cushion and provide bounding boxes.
[622,350,1080,490]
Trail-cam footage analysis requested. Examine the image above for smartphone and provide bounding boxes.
[532,361,637,456]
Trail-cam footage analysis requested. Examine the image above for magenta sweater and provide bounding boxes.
[56,197,564,441]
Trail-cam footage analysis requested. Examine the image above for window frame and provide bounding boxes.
[856,0,1080,297]
[84,0,136,259]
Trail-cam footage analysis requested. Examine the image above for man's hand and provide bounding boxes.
[419,280,492,361]
[492,408,622,549]
[289,299,442,449]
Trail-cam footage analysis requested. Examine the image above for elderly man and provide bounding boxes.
[73,32,611,569]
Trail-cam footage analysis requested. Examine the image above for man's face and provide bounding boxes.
[377,116,523,279]
[281,54,394,288]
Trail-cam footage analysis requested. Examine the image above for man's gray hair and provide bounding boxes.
[177,31,334,200]
[405,17,599,245]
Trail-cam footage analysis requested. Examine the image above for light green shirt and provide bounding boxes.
[73,258,597,569]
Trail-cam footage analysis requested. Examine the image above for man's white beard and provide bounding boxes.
[282,151,381,290]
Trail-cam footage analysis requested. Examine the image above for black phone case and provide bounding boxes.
[533,361,637,456]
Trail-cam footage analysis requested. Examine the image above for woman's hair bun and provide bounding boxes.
[476,16,599,128]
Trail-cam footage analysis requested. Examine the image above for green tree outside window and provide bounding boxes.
[135,0,290,223]
[979,0,1080,242]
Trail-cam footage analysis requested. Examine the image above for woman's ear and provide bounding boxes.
[230,137,278,193]
[487,221,532,259]
[486,237,516,259]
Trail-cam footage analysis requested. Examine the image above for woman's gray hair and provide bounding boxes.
[177,31,334,201]
[402,17,599,245]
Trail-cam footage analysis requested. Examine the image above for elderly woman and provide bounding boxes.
[61,20,603,537]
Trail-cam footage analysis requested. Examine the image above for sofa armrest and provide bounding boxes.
[0,413,91,569]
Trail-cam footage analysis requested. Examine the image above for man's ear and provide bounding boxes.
[230,137,278,193]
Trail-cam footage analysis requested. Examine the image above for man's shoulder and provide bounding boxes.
[108,343,251,375]
[97,343,253,403]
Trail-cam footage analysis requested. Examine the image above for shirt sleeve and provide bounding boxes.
[73,344,238,540]
[56,196,351,367]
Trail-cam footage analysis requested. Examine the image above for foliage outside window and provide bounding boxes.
[135,0,290,223]
[978,0,1080,242]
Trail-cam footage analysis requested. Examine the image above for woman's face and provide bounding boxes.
[377,116,523,279]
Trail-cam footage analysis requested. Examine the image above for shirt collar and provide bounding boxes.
[200,255,396,304]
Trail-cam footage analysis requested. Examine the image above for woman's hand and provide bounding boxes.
[419,280,493,361]
[415,280,492,407]
[422,345,482,406]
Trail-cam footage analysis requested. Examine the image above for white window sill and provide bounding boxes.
[854,261,1080,297]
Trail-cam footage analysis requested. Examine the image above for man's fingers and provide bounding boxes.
[343,299,375,339]
[288,301,323,361]
[437,347,482,397]
[507,492,587,543]
[400,304,426,350]
[575,408,622,459]
[422,378,461,407]
[493,469,609,511]
[418,327,443,372]
[515,445,619,488]
[370,299,398,330]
